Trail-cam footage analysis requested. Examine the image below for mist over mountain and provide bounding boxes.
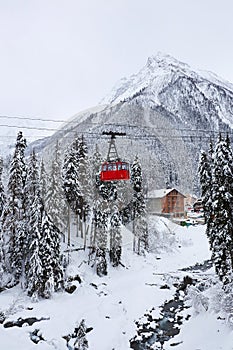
[33,53,233,194]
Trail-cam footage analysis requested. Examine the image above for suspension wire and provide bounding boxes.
[0,114,68,123]
[0,113,231,142]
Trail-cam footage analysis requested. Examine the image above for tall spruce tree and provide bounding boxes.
[40,209,64,298]
[39,158,47,204]
[63,136,91,241]
[46,140,67,232]
[130,156,148,253]
[109,208,122,266]
[76,136,92,239]
[210,134,233,285]
[95,208,108,276]
[198,147,213,238]
[24,150,43,296]
[2,131,27,282]
[25,150,63,299]
[0,234,5,286]
[63,137,80,211]
[0,157,5,218]
[89,146,102,251]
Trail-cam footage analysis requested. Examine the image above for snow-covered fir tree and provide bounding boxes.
[25,150,63,299]
[24,150,44,297]
[130,156,148,253]
[75,136,92,239]
[198,146,213,238]
[64,319,90,350]
[210,134,233,286]
[0,157,5,218]
[40,209,64,298]
[39,158,47,204]
[63,135,91,242]
[89,146,102,252]
[0,231,5,287]
[2,131,27,282]
[46,140,67,232]
[109,208,122,266]
[134,215,149,255]
[95,208,108,276]
[25,193,43,299]
[73,319,89,350]
[62,137,80,212]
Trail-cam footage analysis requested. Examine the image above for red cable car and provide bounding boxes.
[100,132,130,182]
[100,161,130,181]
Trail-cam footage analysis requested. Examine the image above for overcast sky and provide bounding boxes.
[0,0,233,122]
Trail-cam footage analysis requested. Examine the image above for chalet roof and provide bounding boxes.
[147,188,186,199]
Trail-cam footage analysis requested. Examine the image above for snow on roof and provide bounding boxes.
[147,188,186,199]
[147,188,175,198]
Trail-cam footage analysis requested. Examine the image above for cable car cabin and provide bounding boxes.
[100,161,130,181]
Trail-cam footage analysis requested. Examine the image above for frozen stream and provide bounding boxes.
[130,260,212,350]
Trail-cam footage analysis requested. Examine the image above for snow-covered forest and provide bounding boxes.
[0,129,233,349]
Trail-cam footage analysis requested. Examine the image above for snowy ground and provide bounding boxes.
[0,217,233,350]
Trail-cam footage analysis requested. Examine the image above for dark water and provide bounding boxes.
[130,260,212,350]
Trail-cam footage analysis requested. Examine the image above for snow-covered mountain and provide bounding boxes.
[35,53,233,194]
[102,52,233,129]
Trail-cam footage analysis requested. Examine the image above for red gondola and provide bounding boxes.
[100,132,130,182]
[100,161,130,181]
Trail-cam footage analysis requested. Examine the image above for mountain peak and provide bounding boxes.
[101,53,193,105]
[146,52,190,72]
[101,53,233,107]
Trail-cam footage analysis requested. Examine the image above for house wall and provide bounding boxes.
[147,189,185,217]
[147,198,162,213]
[162,190,184,214]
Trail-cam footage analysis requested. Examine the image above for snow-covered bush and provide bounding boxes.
[148,216,177,253]
[186,285,209,314]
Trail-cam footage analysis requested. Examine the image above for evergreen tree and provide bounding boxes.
[89,146,102,251]
[0,157,5,217]
[109,208,122,266]
[25,191,43,299]
[64,319,90,350]
[39,158,47,204]
[135,215,149,254]
[95,209,108,276]
[130,156,148,253]
[2,131,27,281]
[131,156,146,217]
[210,135,233,285]
[76,136,92,238]
[63,136,91,241]
[62,137,80,211]
[24,150,43,296]
[0,231,5,285]
[40,209,63,298]
[25,150,63,298]
[198,148,213,238]
[91,145,102,186]
[46,140,67,232]
[73,319,89,350]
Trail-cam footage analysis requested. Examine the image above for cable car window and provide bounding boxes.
[122,163,126,170]
[108,164,113,171]
[103,165,107,171]
[118,164,121,170]
[113,164,117,170]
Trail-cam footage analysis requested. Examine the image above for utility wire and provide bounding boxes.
[0,114,68,123]
[0,114,231,142]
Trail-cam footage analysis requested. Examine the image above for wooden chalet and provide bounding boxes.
[147,188,186,218]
